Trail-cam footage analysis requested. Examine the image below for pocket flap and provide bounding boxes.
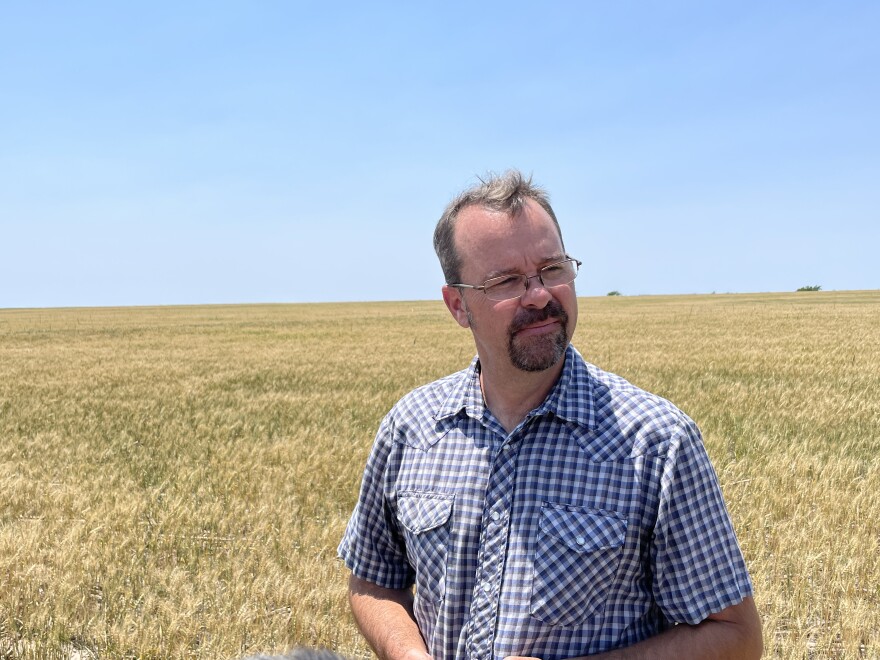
[539,504,626,553]
[398,493,454,534]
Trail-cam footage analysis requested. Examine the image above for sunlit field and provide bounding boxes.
[1,291,878,659]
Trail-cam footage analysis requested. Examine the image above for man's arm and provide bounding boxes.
[506,597,762,660]
[348,573,432,660]
[590,596,762,659]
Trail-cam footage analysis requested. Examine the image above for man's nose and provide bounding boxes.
[520,274,552,307]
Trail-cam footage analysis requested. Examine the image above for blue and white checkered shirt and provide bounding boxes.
[339,345,753,660]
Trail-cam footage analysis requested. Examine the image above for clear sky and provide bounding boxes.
[2,1,877,308]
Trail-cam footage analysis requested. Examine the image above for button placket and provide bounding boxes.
[465,436,518,660]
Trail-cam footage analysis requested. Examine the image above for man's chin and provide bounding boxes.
[509,331,568,372]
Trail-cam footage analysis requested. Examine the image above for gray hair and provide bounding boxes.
[433,169,564,284]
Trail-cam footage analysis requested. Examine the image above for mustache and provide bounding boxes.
[509,300,568,334]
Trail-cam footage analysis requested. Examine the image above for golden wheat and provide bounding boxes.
[0,292,877,659]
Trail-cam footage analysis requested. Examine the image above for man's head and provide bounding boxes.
[435,170,578,375]
[433,170,564,285]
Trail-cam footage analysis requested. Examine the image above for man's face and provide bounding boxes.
[442,199,578,374]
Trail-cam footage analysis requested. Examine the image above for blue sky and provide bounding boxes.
[2,1,877,308]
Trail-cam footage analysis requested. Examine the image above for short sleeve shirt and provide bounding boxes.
[338,346,753,660]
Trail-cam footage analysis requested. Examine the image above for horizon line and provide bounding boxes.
[2,288,877,313]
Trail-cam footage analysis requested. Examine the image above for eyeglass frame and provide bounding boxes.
[447,257,582,301]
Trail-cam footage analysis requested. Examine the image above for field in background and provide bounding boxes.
[1,291,878,659]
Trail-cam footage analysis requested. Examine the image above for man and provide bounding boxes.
[338,171,761,660]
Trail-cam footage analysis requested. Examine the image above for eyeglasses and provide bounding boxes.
[449,257,582,301]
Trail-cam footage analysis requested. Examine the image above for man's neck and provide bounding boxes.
[478,358,565,434]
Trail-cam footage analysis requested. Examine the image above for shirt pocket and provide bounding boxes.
[530,502,627,627]
[397,492,455,612]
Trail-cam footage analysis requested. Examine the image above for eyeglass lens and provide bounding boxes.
[484,259,578,301]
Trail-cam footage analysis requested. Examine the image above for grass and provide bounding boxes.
[1,291,878,659]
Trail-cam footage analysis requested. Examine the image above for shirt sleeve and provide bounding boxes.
[337,412,414,590]
[650,419,753,624]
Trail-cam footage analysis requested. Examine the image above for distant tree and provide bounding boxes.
[607,290,622,296]
[796,285,822,292]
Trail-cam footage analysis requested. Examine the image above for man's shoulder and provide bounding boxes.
[579,359,699,457]
[393,367,470,413]
[381,364,474,443]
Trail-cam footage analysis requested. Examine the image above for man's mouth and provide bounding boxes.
[509,301,568,338]
[513,318,561,337]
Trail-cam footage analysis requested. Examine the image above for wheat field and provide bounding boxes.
[1,291,878,659]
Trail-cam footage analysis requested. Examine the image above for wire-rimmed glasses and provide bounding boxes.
[449,257,582,302]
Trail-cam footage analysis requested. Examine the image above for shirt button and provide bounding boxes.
[490,510,500,522]
[576,535,586,546]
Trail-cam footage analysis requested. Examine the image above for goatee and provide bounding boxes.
[507,300,569,372]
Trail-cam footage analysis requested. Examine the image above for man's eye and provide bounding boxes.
[485,276,521,291]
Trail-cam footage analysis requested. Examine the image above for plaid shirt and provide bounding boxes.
[339,345,752,660]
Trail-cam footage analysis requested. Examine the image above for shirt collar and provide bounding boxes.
[530,344,595,429]
[434,354,486,422]
[434,344,596,430]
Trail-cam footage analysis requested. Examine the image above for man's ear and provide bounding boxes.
[442,285,471,328]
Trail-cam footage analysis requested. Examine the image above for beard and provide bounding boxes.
[507,300,569,372]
